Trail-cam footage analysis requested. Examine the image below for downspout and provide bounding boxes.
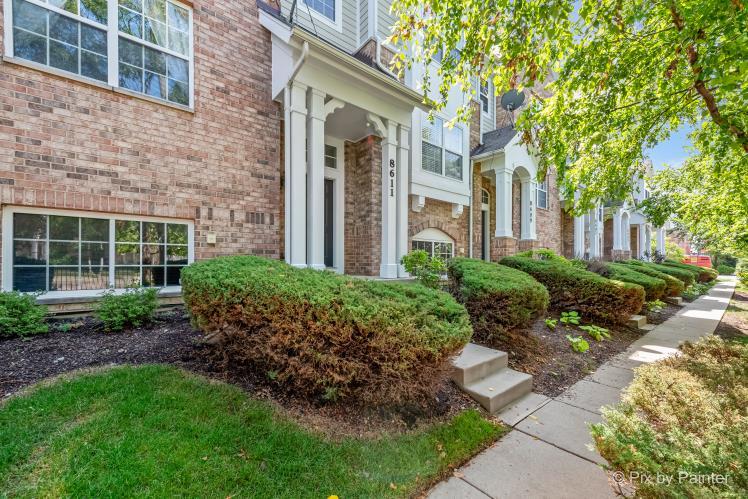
[289,40,309,82]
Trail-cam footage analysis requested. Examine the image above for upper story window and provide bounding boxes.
[536,178,549,209]
[421,115,464,181]
[305,0,335,21]
[479,82,490,113]
[6,0,193,108]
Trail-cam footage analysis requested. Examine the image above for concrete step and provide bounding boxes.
[664,296,683,306]
[463,368,533,414]
[451,343,508,387]
[628,314,647,329]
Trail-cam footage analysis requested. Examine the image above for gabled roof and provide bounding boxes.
[471,126,518,158]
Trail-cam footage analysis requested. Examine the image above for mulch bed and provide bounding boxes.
[481,304,682,397]
[0,309,480,438]
[715,287,748,341]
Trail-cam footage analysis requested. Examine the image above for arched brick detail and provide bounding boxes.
[409,221,459,243]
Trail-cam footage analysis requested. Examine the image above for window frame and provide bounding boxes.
[411,239,454,262]
[2,206,195,294]
[536,178,549,210]
[421,114,465,181]
[302,0,342,32]
[3,0,194,110]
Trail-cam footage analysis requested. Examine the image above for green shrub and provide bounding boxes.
[181,256,472,406]
[604,263,667,302]
[620,261,685,297]
[499,256,645,325]
[0,291,48,337]
[401,249,446,289]
[515,248,570,264]
[717,263,736,275]
[447,258,548,342]
[628,260,696,287]
[738,259,748,286]
[663,259,718,283]
[95,287,159,332]
[591,337,748,497]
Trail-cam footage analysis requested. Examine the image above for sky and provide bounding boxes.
[644,125,694,171]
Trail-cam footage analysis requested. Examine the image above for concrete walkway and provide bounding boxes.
[429,277,737,499]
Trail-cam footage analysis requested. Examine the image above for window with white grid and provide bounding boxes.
[421,115,464,180]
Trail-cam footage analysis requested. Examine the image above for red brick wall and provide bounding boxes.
[344,136,381,275]
[0,1,281,267]
[561,209,575,258]
[535,168,562,253]
[603,218,614,260]
[409,199,469,258]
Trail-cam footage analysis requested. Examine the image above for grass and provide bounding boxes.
[722,281,748,345]
[0,365,504,498]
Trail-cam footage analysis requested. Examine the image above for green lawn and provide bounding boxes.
[0,365,503,498]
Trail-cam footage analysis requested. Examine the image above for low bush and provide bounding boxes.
[0,291,48,337]
[499,256,645,325]
[628,260,696,287]
[717,263,736,275]
[401,249,446,289]
[663,259,718,283]
[591,337,748,497]
[738,259,748,286]
[181,256,472,406]
[604,263,667,302]
[515,248,570,264]
[447,258,548,342]
[620,261,685,297]
[95,287,159,332]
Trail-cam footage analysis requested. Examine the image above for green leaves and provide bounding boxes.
[391,0,748,221]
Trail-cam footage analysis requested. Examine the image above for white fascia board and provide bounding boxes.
[259,10,292,43]
[410,182,470,206]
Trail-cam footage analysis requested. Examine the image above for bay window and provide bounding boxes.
[421,115,464,180]
[5,0,193,107]
[6,209,193,293]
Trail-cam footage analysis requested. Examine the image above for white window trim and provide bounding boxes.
[3,0,194,110]
[302,0,343,32]
[421,114,465,181]
[536,178,549,210]
[412,228,455,260]
[2,206,195,295]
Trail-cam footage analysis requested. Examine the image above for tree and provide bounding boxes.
[389,0,747,213]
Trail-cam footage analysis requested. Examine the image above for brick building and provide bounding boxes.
[0,0,660,301]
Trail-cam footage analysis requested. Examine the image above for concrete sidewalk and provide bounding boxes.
[429,277,737,499]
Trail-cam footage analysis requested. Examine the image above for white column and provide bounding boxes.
[612,209,623,251]
[623,216,631,251]
[494,168,513,237]
[286,82,307,268]
[589,207,602,259]
[306,88,326,270]
[520,179,537,240]
[656,227,666,254]
[637,223,647,259]
[573,214,585,258]
[644,226,652,259]
[396,125,410,277]
[380,120,399,278]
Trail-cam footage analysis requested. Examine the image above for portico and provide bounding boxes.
[261,14,422,278]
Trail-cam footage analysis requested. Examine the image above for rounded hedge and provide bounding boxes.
[181,256,472,406]
[663,260,718,283]
[499,256,645,324]
[447,258,549,342]
[606,263,667,302]
[629,261,696,287]
[620,261,685,297]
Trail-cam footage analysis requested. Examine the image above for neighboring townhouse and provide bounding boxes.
[0,0,662,303]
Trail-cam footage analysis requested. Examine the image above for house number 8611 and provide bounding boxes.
[389,159,396,197]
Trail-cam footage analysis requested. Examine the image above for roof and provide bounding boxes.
[471,126,518,158]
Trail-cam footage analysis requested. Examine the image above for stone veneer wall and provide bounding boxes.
[0,0,281,268]
[344,136,382,275]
